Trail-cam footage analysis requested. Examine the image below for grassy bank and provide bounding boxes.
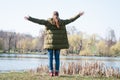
[0,62,120,80]
[0,72,119,80]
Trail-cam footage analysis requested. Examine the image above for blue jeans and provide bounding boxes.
[48,49,60,72]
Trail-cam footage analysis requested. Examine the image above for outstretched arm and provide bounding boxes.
[24,16,48,25]
[63,11,84,25]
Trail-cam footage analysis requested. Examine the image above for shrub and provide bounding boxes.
[110,42,120,56]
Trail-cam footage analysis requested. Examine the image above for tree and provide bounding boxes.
[0,38,3,50]
[67,26,77,35]
[106,28,116,47]
[96,41,109,56]
[17,38,33,53]
[66,26,83,54]
[38,29,45,50]
[7,32,17,53]
[32,38,40,51]
[110,41,120,56]
[68,34,82,54]
[80,34,97,56]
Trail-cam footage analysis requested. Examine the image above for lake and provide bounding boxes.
[0,53,120,73]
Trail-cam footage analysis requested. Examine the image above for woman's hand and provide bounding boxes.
[24,16,30,20]
[79,11,84,16]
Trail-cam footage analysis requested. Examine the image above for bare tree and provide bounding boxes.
[106,28,116,47]
[66,26,83,54]
[7,32,16,53]
[67,26,77,35]
[0,38,3,50]
[78,39,82,53]
[38,29,45,50]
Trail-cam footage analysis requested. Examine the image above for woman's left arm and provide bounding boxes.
[25,16,48,25]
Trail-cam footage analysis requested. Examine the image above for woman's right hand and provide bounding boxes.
[79,11,84,16]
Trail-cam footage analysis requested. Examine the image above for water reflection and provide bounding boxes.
[0,53,120,73]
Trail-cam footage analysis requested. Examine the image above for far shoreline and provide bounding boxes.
[0,52,120,57]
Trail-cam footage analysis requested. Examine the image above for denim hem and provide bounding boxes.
[55,70,59,72]
[49,70,54,72]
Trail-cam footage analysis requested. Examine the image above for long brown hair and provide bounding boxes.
[53,11,60,29]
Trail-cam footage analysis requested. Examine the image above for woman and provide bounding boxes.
[24,11,84,77]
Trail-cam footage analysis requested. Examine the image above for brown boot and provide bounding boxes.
[55,72,59,76]
[49,72,54,77]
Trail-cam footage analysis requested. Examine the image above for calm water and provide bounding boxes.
[0,53,120,73]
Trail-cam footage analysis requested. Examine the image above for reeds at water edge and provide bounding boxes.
[29,61,120,78]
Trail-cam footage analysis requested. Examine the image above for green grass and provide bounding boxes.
[0,72,119,80]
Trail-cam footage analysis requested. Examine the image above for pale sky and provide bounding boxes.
[0,0,120,40]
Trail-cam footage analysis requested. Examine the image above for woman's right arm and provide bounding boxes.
[24,16,48,25]
[63,11,84,25]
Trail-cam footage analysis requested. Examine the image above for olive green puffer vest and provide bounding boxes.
[28,14,80,49]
